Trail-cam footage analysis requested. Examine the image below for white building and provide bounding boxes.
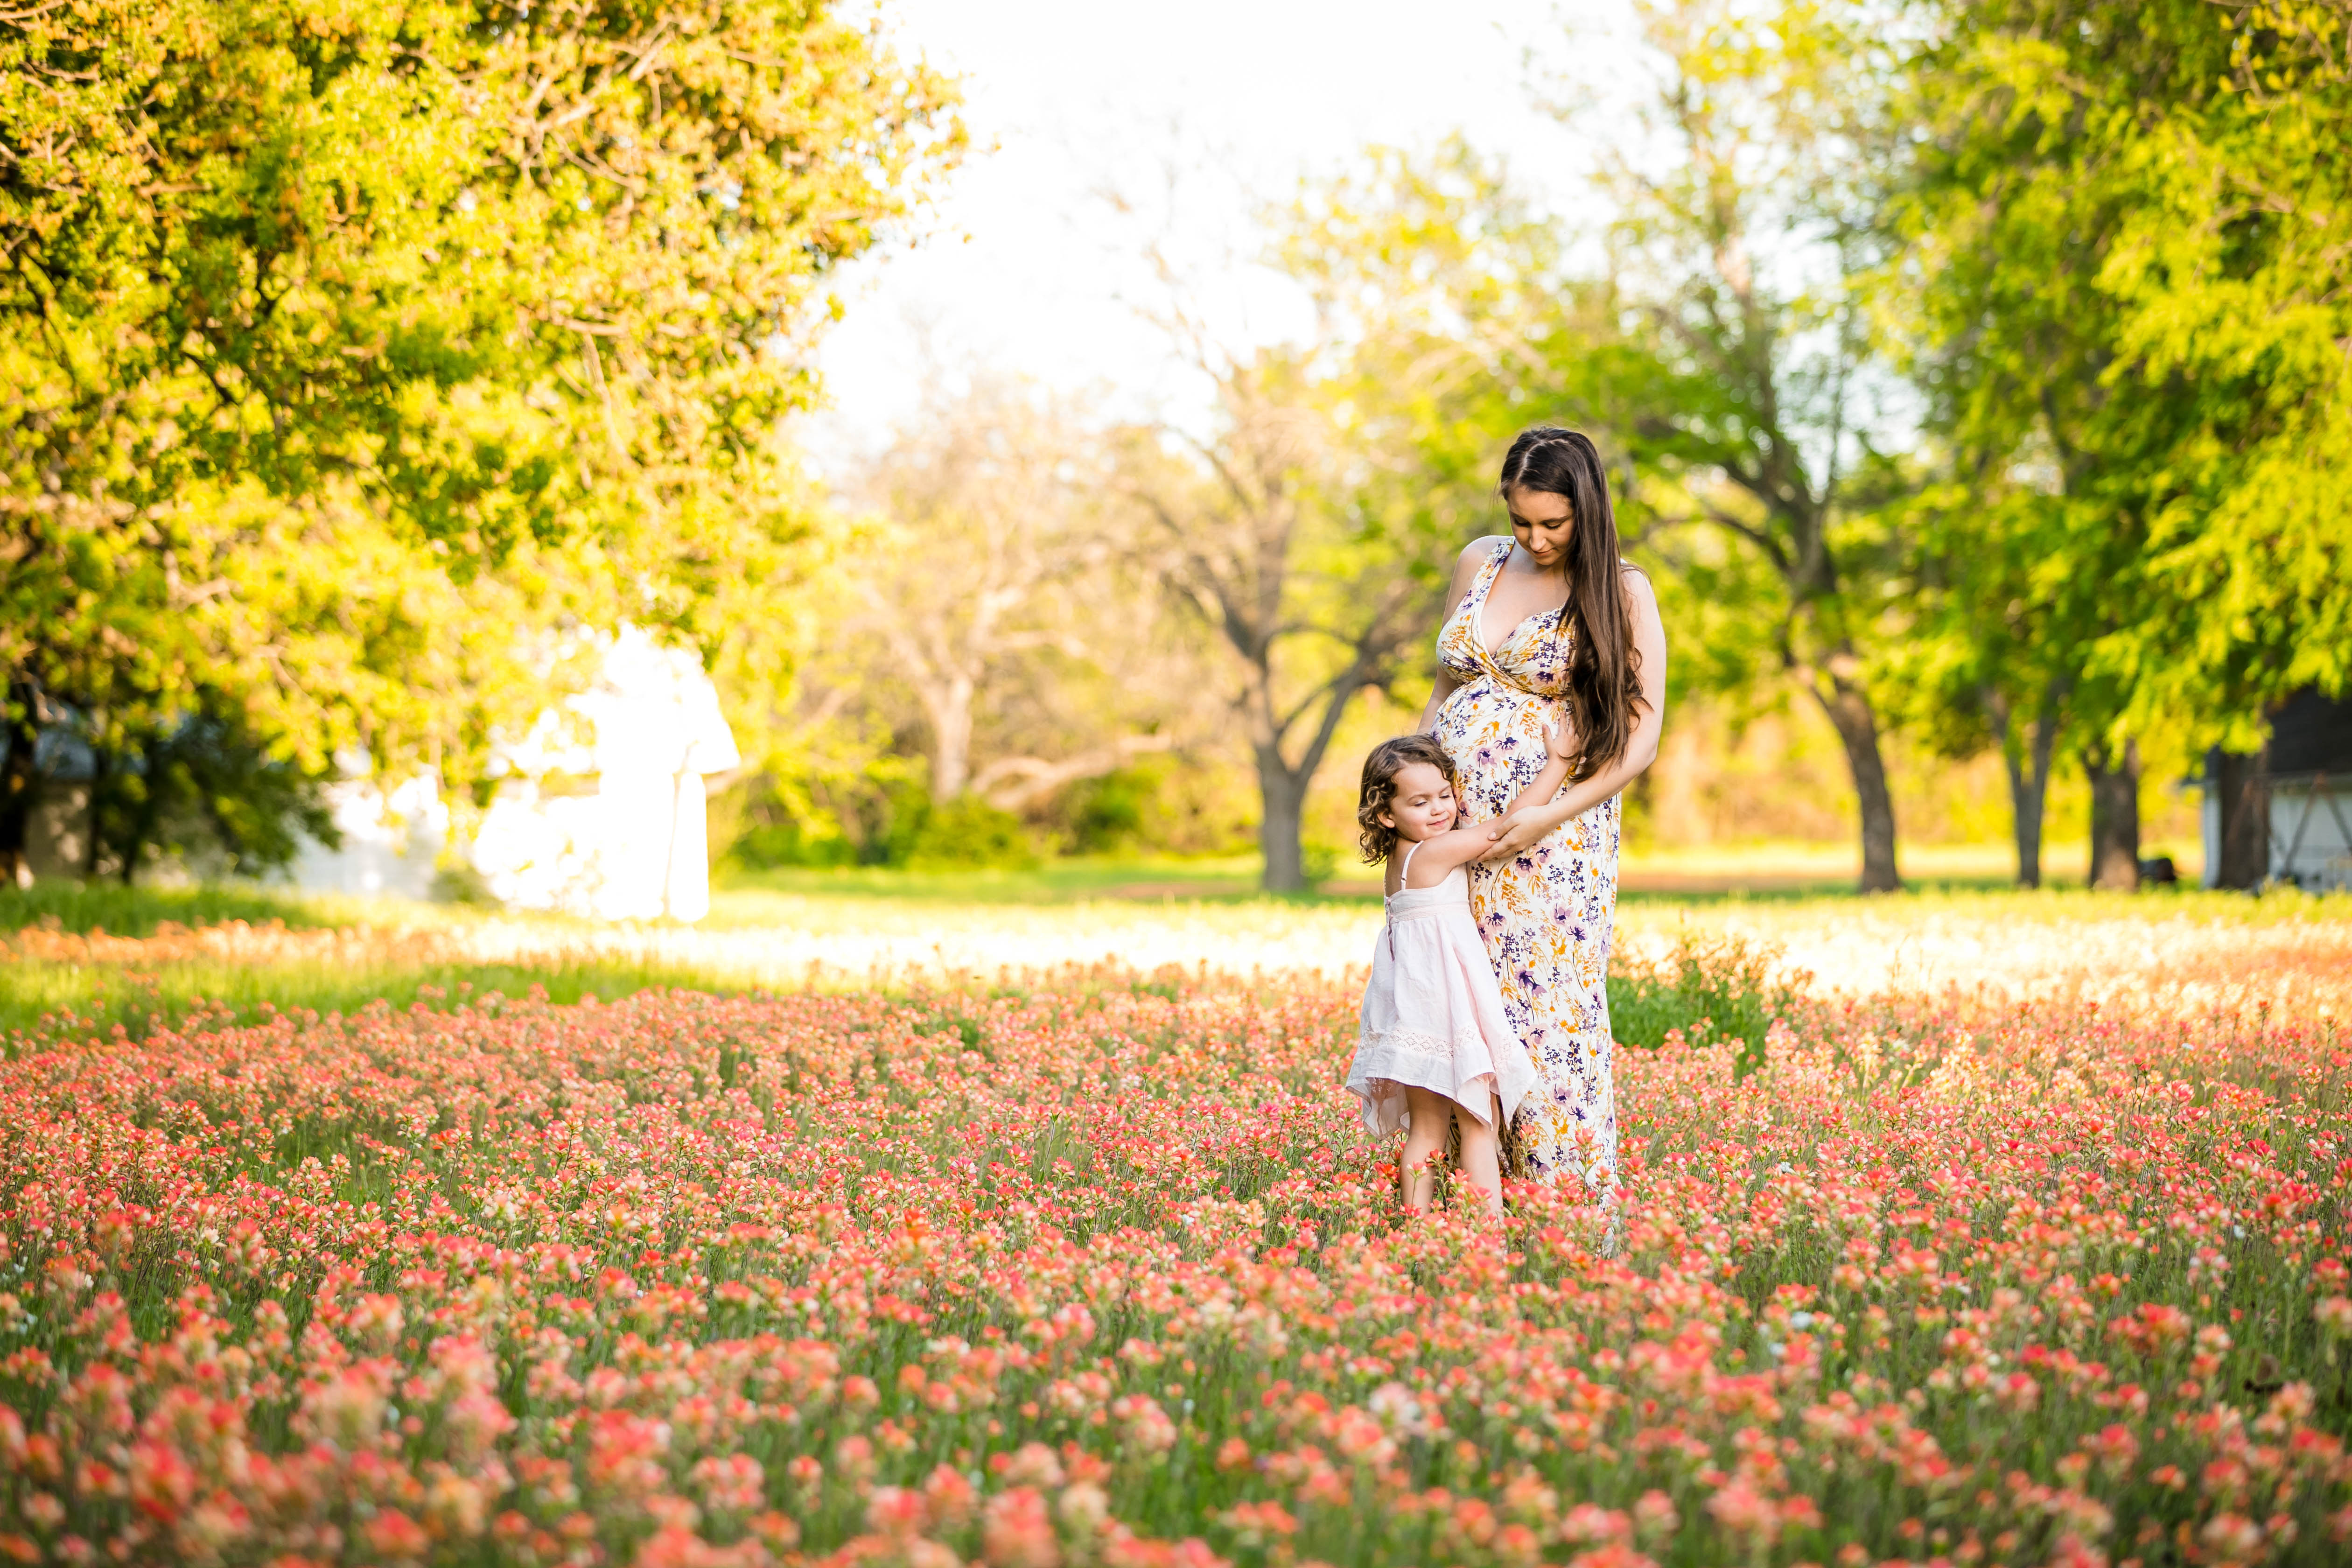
[288,767,447,901]
[2261,779,2352,892]
[2201,690,2352,893]
[293,626,740,921]
[469,626,742,922]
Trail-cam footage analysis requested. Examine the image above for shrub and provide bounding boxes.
[1063,765,1159,854]
[720,757,931,868]
[908,793,1039,869]
[1608,931,1799,1077]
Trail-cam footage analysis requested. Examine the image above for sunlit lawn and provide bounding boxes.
[719,840,2173,906]
[4,851,2345,1043]
[711,854,1286,910]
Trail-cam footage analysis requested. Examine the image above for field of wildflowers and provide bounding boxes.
[0,900,2347,1568]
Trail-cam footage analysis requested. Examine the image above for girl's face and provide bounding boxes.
[1504,484,1575,569]
[1380,762,1458,844]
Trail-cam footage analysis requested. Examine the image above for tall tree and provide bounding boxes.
[1124,143,1554,892]
[1888,0,2352,889]
[1121,348,1425,893]
[834,380,1178,809]
[1554,0,1916,891]
[1889,466,2113,888]
[0,0,959,881]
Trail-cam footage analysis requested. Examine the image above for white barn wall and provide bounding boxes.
[289,773,447,901]
[288,626,740,922]
[468,627,740,923]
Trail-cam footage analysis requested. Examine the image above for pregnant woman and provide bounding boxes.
[1418,427,1667,1197]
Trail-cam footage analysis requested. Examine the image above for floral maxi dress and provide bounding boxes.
[1430,540,1621,1193]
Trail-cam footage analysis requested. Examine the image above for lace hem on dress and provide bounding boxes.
[1350,1027,1506,1126]
[1357,1073,1501,1125]
[1356,1025,1493,1066]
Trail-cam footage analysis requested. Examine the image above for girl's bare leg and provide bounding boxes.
[1455,1092,1505,1219]
[1400,1087,1450,1211]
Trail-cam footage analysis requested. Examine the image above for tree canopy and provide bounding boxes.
[1884,0,2352,883]
[0,0,959,879]
[6,0,2345,894]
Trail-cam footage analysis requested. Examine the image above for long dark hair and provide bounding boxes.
[1497,427,1644,782]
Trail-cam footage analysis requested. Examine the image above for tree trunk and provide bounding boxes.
[2084,740,2141,891]
[2209,747,2268,890]
[1999,749,2038,889]
[924,674,975,800]
[1993,691,2061,889]
[86,741,111,879]
[1812,670,1900,893]
[1257,757,1308,892]
[1238,653,1375,892]
[0,685,37,889]
[118,754,161,888]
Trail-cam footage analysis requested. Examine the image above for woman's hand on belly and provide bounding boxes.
[1479,804,1560,862]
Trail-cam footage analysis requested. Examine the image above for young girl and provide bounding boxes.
[1345,718,1577,1218]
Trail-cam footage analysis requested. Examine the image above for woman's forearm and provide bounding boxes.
[1502,752,1575,819]
[1534,773,1628,831]
[1513,728,1659,833]
[1483,566,1668,855]
[1562,739,1657,820]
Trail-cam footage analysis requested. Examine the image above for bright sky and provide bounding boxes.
[805,0,1644,462]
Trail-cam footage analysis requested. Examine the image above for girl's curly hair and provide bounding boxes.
[1356,734,1460,864]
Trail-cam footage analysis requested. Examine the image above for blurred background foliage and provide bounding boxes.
[3,0,2345,897]
[0,0,962,880]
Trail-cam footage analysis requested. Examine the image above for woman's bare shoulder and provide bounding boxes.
[1441,536,1509,604]
[1619,564,1665,646]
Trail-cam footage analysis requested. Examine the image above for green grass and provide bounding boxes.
[0,880,743,1042]
[8,867,2342,1048]
[713,850,2284,909]
[0,950,768,1045]
[1617,871,2043,902]
[0,891,1802,1062]
[710,854,1354,909]
[0,880,363,936]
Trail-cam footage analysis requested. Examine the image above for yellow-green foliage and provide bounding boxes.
[0,0,962,841]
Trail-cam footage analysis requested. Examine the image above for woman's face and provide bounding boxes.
[1381,762,1458,843]
[1504,484,1575,569]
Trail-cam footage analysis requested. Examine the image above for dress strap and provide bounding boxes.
[1385,840,1428,961]
[1471,541,1512,675]
[1477,540,1513,603]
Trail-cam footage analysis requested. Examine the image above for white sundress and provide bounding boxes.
[1346,841,1541,1136]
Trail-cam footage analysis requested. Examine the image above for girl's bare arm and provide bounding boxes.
[1403,715,1578,887]
[1402,822,1512,882]
[1407,728,1561,883]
